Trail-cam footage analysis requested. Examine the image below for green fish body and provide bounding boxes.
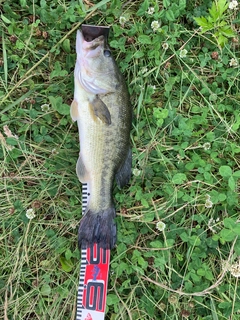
[71,29,131,249]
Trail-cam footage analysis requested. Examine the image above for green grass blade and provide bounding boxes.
[2,31,8,86]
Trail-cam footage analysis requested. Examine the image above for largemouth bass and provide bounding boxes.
[71,26,132,249]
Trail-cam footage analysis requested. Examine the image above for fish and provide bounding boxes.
[71,26,132,249]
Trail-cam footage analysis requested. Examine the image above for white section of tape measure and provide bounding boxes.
[76,247,87,320]
[82,183,90,214]
[76,183,89,320]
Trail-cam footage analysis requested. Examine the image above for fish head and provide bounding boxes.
[75,30,120,95]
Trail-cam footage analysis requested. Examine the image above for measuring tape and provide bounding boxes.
[76,183,110,320]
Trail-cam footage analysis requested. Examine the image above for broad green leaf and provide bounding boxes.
[138,256,148,268]
[218,193,227,202]
[138,35,152,44]
[180,232,189,242]
[140,197,149,208]
[6,137,18,146]
[50,61,68,79]
[154,257,166,271]
[163,0,170,7]
[218,301,232,310]
[107,294,119,305]
[197,266,214,280]
[233,170,240,178]
[217,0,229,16]
[134,51,144,58]
[209,2,219,21]
[62,39,71,53]
[65,249,73,260]
[20,0,27,6]
[59,256,73,272]
[189,235,201,246]
[219,20,228,27]
[233,224,240,236]
[136,0,149,16]
[219,26,235,37]
[217,34,228,47]
[41,284,51,296]
[223,217,235,229]
[1,14,11,24]
[179,0,186,10]
[194,17,213,31]
[172,173,187,184]
[190,272,201,283]
[220,228,236,241]
[150,240,163,248]
[228,176,235,190]
[142,211,154,222]
[219,165,232,177]
[49,96,69,116]
[165,10,175,22]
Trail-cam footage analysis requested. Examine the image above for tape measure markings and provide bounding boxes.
[76,183,110,320]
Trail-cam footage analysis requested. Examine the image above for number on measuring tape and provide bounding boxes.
[86,280,104,310]
[76,184,110,320]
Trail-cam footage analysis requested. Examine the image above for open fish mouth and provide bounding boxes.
[77,26,110,60]
[81,24,110,42]
[78,24,110,59]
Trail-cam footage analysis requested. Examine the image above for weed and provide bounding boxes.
[194,0,237,47]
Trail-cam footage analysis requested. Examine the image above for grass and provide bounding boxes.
[0,0,240,319]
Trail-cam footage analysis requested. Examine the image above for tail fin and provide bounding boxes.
[78,207,116,249]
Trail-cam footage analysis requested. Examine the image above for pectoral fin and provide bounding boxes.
[115,148,132,188]
[89,95,111,125]
[76,155,89,183]
[70,100,79,122]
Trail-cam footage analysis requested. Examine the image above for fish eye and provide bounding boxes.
[104,49,111,57]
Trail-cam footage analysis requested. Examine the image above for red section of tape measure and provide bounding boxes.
[76,183,110,319]
[81,244,110,315]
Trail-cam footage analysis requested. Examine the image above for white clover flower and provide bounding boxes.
[203,142,211,150]
[41,104,50,112]
[151,20,160,32]
[119,16,127,26]
[51,148,59,155]
[148,7,155,15]
[229,58,238,67]
[141,66,148,74]
[162,42,169,50]
[133,168,141,176]
[221,260,231,272]
[179,49,188,58]
[207,217,220,233]
[229,0,238,10]
[26,208,36,220]
[156,221,166,232]
[205,199,213,208]
[206,194,211,200]
[229,258,240,277]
